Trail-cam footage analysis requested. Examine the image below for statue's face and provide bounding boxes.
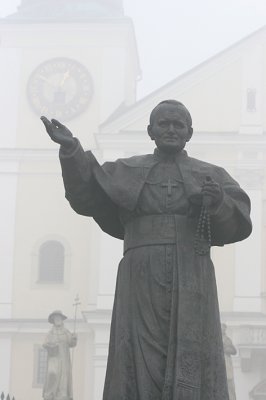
[147,104,192,152]
[53,314,64,326]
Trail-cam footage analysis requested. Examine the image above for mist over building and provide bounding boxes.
[0,0,266,399]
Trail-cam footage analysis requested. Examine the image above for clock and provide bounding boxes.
[27,57,93,121]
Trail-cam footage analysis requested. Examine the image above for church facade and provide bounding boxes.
[0,1,266,399]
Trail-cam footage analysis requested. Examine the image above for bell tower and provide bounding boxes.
[0,0,140,148]
[0,1,140,399]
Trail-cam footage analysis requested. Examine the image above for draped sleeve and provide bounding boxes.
[208,166,252,246]
[180,158,252,246]
[59,139,124,239]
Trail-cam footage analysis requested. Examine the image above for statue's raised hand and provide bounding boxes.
[41,116,75,149]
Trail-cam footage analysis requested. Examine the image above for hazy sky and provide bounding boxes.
[1,0,266,98]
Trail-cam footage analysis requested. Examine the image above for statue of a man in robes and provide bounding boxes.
[41,100,252,399]
[43,310,77,400]
[222,323,237,400]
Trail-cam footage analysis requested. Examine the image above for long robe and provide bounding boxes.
[43,326,76,400]
[223,333,237,400]
[59,141,252,400]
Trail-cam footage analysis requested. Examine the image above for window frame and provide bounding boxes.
[31,235,71,290]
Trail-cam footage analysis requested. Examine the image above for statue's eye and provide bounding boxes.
[174,122,185,128]
[158,121,168,127]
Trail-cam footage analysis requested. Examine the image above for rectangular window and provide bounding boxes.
[33,345,47,387]
[247,88,256,112]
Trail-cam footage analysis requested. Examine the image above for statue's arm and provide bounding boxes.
[40,117,122,226]
[40,116,95,214]
[209,168,252,245]
[59,139,121,222]
[43,333,59,355]
[67,331,77,348]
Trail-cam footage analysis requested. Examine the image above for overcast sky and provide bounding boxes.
[1,0,266,98]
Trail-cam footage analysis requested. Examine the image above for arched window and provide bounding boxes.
[38,240,65,283]
[250,378,266,399]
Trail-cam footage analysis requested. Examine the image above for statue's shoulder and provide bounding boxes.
[187,155,234,182]
[103,153,155,170]
[119,153,154,167]
[187,155,227,173]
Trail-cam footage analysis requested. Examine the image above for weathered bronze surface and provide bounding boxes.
[41,100,252,399]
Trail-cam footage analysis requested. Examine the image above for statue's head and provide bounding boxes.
[147,100,193,153]
[48,310,67,325]
[221,323,227,335]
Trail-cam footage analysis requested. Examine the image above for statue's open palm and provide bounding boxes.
[41,116,75,149]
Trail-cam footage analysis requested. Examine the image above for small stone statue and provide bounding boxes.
[43,310,77,400]
[222,323,237,400]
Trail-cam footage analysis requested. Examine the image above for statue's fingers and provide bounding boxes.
[203,182,220,191]
[51,118,65,128]
[204,186,220,193]
[40,116,53,134]
[40,116,50,126]
[202,187,219,197]
[205,175,213,182]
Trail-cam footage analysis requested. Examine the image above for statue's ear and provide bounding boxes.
[186,127,193,142]
[147,124,154,140]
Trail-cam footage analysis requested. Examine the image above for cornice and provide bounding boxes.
[82,309,111,328]
[0,318,89,334]
[96,131,266,147]
[0,148,58,161]
[221,311,266,324]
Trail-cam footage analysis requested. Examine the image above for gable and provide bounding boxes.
[100,25,266,135]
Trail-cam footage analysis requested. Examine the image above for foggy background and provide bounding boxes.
[1,0,266,399]
[1,0,266,97]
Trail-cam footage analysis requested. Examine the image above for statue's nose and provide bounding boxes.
[168,123,176,133]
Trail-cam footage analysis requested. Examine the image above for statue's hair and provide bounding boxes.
[149,99,192,128]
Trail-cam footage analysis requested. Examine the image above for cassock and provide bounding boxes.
[59,139,252,400]
[43,326,76,400]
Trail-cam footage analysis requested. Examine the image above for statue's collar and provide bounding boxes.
[153,148,188,163]
[51,325,65,333]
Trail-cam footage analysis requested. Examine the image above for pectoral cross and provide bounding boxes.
[161,178,178,196]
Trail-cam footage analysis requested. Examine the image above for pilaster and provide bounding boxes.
[233,169,264,312]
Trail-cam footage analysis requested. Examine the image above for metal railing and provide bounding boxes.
[1,392,15,400]
[237,326,266,346]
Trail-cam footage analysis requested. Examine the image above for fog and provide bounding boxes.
[1,0,266,399]
[2,0,266,97]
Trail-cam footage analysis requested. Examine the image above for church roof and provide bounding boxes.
[1,0,124,23]
[100,23,266,133]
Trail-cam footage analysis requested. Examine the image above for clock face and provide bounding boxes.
[27,57,93,121]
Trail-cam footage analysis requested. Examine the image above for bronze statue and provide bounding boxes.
[43,310,77,400]
[41,100,252,399]
[222,323,237,400]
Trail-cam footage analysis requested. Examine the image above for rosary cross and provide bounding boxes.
[161,178,178,196]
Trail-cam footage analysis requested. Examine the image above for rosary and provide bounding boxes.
[194,177,213,256]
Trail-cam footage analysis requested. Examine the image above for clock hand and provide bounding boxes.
[39,75,58,88]
[59,71,70,88]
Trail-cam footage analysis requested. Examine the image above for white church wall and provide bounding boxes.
[0,47,21,147]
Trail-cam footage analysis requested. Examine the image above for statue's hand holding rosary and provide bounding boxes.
[194,176,223,255]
